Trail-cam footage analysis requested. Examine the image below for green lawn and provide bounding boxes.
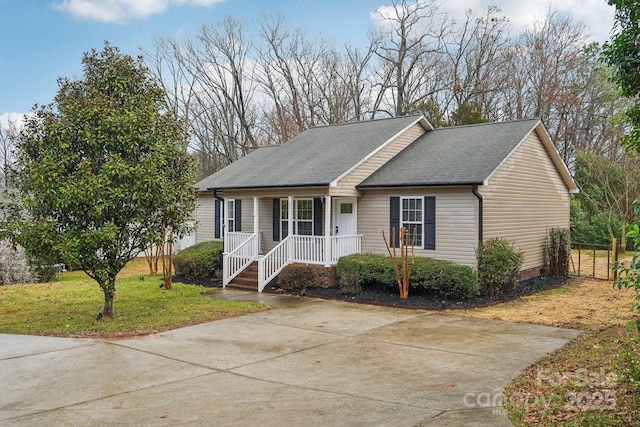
[0,262,268,337]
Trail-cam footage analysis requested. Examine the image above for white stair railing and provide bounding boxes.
[223,233,258,286]
[258,236,291,292]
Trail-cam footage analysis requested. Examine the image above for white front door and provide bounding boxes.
[333,197,357,236]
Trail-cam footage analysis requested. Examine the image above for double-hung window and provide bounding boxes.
[401,197,423,247]
[390,196,435,250]
[280,198,314,238]
[227,199,236,232]
[214,198,242,238]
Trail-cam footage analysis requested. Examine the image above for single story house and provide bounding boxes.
[193,114,577,291]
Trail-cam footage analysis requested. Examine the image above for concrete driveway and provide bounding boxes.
[0,289,579,426]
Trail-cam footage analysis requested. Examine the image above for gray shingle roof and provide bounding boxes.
[358,119,541,188]
[195,115,426,191]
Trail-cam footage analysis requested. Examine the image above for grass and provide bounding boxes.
[0,260,268,337]
[462,274,639,424]
[503,325,640,426]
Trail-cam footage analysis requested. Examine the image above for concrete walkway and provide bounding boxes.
[0,289,580,426]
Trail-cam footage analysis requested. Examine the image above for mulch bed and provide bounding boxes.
[175,273,567,310]
[264,276,567,309]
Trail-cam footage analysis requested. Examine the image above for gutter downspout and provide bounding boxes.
[472,185,483,244]
[213,189,224,204]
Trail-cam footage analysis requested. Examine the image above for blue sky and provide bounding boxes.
[0,0,616,126]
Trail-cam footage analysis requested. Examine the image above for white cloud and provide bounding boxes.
[0,113,27,132]
[52,0,225,24]
[372,0,616,44]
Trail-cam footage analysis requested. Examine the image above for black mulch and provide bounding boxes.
[264,276,568,310]
[174,273,568,310]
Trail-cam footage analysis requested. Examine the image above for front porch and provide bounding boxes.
[220,195,361,291]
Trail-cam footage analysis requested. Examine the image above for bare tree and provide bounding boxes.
[497,9,589,160]
[255,16,325,143]
[141,6,630,180]
[145,17,259,178]
[370,0,450,117]
[556,43,630,164]
[0,120,18,188]
[441,6,511,123]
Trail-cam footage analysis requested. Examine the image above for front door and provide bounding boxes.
[333,197,357,236]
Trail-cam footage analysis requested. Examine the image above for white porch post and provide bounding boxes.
[221,197,228,287]
[287,196,294,237]
[287,195,294,261]
[255,196,263,292]
[221,198,228,253]
[324,196,332,266]
[253,196,259,248]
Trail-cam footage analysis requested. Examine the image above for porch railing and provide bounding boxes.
[257,234,362,292]
[223,233,259,286]
[331,235,362,264]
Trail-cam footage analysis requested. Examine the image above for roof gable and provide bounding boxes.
[358,119,576,192]
[195,115,428,191]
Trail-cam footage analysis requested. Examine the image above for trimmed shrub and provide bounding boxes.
[173,241,223,280]
[477,238,524,296]
[337,254,478,299]
[336,254,396,289]
[410,257,479,298]
[278,264,317,292]
[338,271,362,295]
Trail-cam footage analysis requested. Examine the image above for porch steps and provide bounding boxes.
[228,261,259,291]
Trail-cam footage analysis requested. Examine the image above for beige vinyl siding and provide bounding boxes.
[482,132,571,271]
[331,123,426,196]
[258,198,276,254]
[238,198,254,233]
[358,187,479,267]
[194,193,216,243]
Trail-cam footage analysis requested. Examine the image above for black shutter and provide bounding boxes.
[234,199,242,232]
[214,199,221,239]
[272,198,280,241]
[313,198,322,236]
[390,197,400,248]
[424,196,436,250]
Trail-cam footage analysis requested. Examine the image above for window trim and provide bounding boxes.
[227,199,236,233]
[400,196,423,247]
[390,195,436,250]
[281,198,314,237]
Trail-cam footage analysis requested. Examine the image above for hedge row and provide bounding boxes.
[173,241,223,280]
[336,254,478,298]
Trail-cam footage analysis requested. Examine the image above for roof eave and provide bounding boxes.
[357,181,484,189]
[204,182,330,192]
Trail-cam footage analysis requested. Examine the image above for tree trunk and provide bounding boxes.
[102,286,115,318]
[163,242,174,290]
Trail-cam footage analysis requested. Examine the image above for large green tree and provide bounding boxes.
[573,151,640,249]
[602,0,640,151]
[2,43,195,317]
